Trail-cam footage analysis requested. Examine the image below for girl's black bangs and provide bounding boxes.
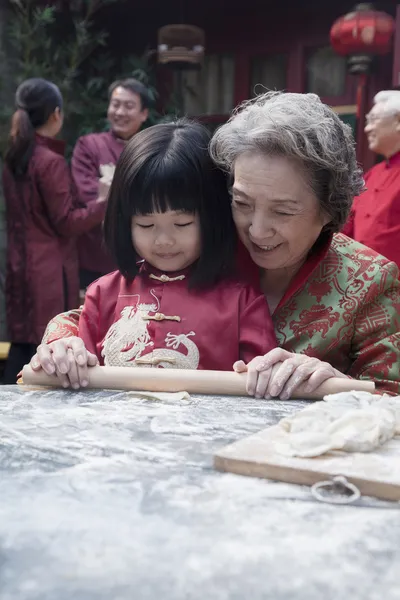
[127,156,203,216]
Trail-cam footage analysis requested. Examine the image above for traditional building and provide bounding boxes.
[108,0,398,170]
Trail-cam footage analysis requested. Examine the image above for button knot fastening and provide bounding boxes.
[142,313,181,322]
[149,273,185,282]
[135,356,176,365]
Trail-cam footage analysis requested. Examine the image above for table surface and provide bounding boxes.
[0,385,399,600]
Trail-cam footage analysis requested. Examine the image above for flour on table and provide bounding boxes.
[127,390,191,402]
[19,385,190,402]
[276,391,400,457]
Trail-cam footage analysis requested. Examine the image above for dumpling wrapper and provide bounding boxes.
[326,407,396,452]
[275,431,337,458]
[127,390,190,402]
[276,391,400,457]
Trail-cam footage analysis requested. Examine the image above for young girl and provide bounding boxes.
[3,78,109,384]
[32,119,276,388]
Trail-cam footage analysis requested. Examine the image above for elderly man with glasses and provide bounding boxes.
[344,90,400,268]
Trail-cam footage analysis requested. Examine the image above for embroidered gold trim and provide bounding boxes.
[142,313,181,322]
[135,356,176,365]
[149,273,185,282]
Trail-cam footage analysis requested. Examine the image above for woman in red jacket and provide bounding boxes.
[2,78,109,383]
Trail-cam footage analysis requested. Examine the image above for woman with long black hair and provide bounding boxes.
[2,78,109,383]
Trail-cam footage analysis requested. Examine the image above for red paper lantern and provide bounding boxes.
[330,3,395,73]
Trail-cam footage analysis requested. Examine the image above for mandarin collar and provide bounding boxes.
[109,129,129,146]
[275,232,333,313]
[140,261,192,281]
[35,133,66,156]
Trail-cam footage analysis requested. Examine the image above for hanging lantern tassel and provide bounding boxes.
[356,72,368,159]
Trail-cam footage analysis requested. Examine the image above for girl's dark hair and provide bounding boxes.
[104,119,237,288]
[5,78,63,178]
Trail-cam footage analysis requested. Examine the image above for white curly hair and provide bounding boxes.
[209,91,365,234]
[372,90,400,117]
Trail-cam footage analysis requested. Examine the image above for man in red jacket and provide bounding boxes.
[343,90,400,267]
[72,78,150,288]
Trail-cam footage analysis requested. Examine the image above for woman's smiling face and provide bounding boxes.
[231,152,329,272]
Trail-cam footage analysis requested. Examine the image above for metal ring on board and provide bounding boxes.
[311,475,361,505]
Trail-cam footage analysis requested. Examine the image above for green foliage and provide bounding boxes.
[1,0,176,157]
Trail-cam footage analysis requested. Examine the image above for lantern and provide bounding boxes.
[157,24,205,117]
[157,24,205,70]
[330,3,395,74]
[330,3,395,164]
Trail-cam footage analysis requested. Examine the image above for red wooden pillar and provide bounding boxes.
[234,52,250,106]
[355,73,369,166]
[392,4,400,87]
[287,44,305,93]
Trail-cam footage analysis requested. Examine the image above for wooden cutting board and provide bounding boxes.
[214,424,400,502]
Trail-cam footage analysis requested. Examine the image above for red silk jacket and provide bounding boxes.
[60,264,277,370]
[343,152,400,268]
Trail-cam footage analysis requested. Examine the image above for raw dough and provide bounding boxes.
[127,390,190,402]
[18,381,191,402]
[276,391,400,458]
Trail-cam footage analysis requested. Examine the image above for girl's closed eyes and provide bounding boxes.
[131,210,202,272]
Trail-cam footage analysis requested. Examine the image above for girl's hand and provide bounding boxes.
[233,348,347,400]
[30,337,98,389]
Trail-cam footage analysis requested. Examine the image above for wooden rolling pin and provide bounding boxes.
[21,364,375,398]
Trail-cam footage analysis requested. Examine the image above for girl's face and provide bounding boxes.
[131,210,202,272]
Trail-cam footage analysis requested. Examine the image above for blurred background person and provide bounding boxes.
[2,78,109,383]
[72,78,150,288]
[344,91,400,268]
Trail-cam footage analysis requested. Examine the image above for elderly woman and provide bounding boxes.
[29,92,400,397]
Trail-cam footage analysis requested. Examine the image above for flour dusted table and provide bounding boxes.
[0,385,398,600]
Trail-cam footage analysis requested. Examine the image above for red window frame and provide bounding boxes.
[183,35,358,127]
[301,40,356,106]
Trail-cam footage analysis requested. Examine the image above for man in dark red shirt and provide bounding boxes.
[72,78,149,288]
[344,91,400,268]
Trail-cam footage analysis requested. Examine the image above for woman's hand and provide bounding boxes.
[234,348,348,400]
[30,337,98,389]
